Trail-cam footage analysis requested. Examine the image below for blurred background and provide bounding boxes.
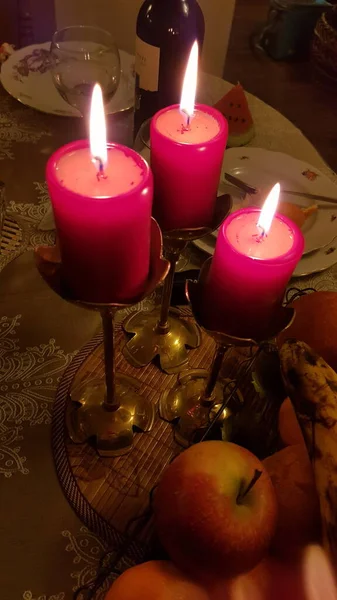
[1,0,336,170]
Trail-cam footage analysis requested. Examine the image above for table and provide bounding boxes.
[0,74,336,600]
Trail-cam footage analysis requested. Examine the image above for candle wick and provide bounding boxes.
[253,227,266,243]
[93,156,107,181]
[180,109,192,134]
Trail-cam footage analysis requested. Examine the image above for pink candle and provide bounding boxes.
[47,140,152,303]
[151,105,227,231]
[150,42,228,231]
[203,188,304,339]
[46,84,152,304]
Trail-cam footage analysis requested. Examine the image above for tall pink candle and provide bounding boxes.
[204,207,304,339]
[150,104,227,231]
[46,140,153,303]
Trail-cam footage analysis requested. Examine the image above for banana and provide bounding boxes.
[280,339,337,570]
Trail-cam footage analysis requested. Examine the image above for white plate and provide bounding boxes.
[193,148,337,277]
[1,43,135,116]
[219,147,337,255]
[193,232,337,278]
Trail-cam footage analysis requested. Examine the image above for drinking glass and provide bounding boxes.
[134,118,151,153]
[50,25,121,116]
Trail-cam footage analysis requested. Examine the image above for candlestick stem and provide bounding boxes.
[201,344,228,405]
[101,307,118,411]
[157,250,180,334]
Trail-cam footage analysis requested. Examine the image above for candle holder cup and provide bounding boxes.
[123,194,232,374]
[159,259,296,447]
[35,218,169,457]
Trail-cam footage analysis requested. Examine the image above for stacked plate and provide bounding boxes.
[1,42,135,116]
[195,148,337,278]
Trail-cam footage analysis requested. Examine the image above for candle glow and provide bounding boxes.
[204,197,304,339]
[46,82,153,303]
[257,182,281,236]
[90,83,108,173]
[150,39,227,231]
[180,40,198,124]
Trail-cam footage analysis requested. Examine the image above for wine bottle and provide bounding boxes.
[134,0,205,136]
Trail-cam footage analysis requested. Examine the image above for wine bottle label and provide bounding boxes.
[135,36,160,92]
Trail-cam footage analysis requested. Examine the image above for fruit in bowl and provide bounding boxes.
[105,560,210,600]
[211,545,337,600]
[153,441,277,584]
[264,444,321,557]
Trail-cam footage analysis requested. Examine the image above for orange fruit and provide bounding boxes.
[211,556,305,600]
[214,546,337,600]
[277,291,337,371]
[277,201,307,228]
[105,560,210,600]
[278,397,304,447]
[263,445,320,557]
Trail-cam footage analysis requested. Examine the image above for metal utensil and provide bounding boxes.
[224,172,337,206]
[283,190,337,205]
[224,173,257,195]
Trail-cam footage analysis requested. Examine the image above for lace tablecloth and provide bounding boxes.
[0,75,336,600]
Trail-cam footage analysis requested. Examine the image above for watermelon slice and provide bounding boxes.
[214,83,255,147]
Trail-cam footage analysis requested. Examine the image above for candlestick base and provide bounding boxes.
[123,194,232,374]
[35,218,169,457]
[123,307,201,374]
[67,374,155,457]
[159,369,244,447]
[159,258,296,446]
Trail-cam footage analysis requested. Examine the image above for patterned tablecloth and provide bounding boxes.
[0,72,336,600]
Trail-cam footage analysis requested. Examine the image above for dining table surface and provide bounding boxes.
[0,64,337,600]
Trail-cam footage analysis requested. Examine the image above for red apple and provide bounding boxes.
[153,441,277,583]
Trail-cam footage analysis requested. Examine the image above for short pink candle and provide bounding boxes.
[150,103,228,231]
[204,207,304,339]
[46,140,153,303]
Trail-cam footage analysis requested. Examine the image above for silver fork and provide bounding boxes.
[224,172,337,206]
[224,173,257,196]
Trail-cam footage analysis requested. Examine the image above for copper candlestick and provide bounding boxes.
[123,194,232,374]
[159,259,296,447]
[35,218,169,457]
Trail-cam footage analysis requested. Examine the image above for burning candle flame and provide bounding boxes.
[90,83,107,171]
[257,183,280,236]
[180,40,198,123]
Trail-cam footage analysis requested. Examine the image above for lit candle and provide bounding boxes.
[203,184,304,339]
[46,84,153,303]
[150,41,228,231]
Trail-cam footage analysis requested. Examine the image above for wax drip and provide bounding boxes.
[93,156,107,181]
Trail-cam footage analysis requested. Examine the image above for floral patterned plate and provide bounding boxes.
[1,43,135,117]
[217,148,337,256]
[194,229,337,278]
[194,148,337,277]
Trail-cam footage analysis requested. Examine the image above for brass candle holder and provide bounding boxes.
[159,259,296,447]
[123,194,232,374]
[35,218,169,457]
